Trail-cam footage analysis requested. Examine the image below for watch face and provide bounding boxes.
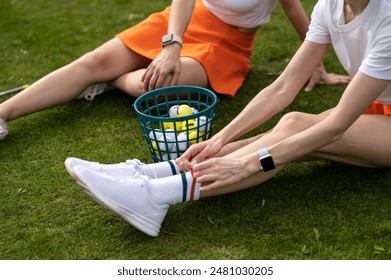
[260,155,275,172]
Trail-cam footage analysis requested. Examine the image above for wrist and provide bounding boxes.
[258,147,276,173]
[162,42,182,54]
[214,126,238,145]
[212,133,228,148]
[243,153,262,176]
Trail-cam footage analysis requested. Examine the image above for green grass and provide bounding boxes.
[0,0,390,260]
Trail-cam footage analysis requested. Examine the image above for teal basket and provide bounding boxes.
[134,86,217,162]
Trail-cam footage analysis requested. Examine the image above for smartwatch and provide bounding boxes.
[161,34,183,48]
[258,148,276,173]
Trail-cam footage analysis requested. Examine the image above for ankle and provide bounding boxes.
[0,108,9,122]
[150,172,200,205]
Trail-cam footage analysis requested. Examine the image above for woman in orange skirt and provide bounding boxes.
[0,0,349,140]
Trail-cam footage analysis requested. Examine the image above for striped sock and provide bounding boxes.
[144,160,181,178]
[150,171,201,205]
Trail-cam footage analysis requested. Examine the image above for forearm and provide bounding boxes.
[214,42,326,146]
[213,86,291,146]
[280,0,310,41]
[271,118,343,166]
[167,0,196,37]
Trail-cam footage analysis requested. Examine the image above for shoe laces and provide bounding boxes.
[114,171,151,188]
[124,159,157,179]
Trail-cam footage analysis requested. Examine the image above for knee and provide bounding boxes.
[273,111,313,134]
[111,70,146,97]
[72,50,112,75]
[119,78,145,96]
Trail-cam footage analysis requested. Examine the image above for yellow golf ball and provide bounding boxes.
[181,119,196,131]
[188,131,202,145]
[162,121,181,131]
[177,105,193,117]
[151,141,159,154]
[162,122,174,130]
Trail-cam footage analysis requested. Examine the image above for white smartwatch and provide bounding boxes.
[258,148,276,173]
[161,34,183,48]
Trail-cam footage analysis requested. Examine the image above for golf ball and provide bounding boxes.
[176,132,189,151]
[177,104,193,117]
[162,128,176,140]
[169,105,180,118]
[154,135,174,152]
[180,119,196,131]
[191,107,199,114]
[188,130,201,145]
[194,116,209,132]
[149,130,163,140]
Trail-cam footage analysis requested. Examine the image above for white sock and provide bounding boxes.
[143,160,181,178]
[150,171,201,205]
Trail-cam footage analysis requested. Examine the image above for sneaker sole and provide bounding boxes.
[70,170,161,237]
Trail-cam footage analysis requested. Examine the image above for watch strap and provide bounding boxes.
[258,147,276,172]
[258,147,269,158]
[161,34,183,48]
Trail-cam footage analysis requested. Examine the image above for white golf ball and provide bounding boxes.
[162,128,176,139]
[168,149,180,160]
[191,107,199,114]
[195,116,208,132]
[176,132,189,151]
[149,130,163,140]
[169,105,180,118]
[156,135,174,151]
[162,151,179,161]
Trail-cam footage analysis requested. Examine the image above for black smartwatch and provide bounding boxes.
[258,148,276,173]
[161,34,183,48]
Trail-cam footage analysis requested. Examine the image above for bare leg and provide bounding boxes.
[110,57,208,97]
[214,134,265,157]
[0,38,149,121]
[200,111,391,198]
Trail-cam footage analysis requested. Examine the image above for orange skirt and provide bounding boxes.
[116,0,255,96]
[363,101,391,116]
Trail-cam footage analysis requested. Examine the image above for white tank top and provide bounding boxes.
[202,0,279,28]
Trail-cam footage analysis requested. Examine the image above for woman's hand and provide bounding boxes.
[142,44,182,91]
[192,157,249,191]
[176,137,224,171]
[305,63,351,92]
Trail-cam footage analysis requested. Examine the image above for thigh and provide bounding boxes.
[111,56,209,96]
[150,57,208,88]
[156,57,208,87]
[312,114,391,167]
[78,38,151,80]
[177,57,208,87]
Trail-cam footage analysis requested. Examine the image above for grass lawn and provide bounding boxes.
[0,0,390,260]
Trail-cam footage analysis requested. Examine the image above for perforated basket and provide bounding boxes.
[134,86,217,162]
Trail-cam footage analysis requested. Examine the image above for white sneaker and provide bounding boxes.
[0,118,8,140]
[70,165,168,237]
[64,157,157,179]
[77,83,111,101]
